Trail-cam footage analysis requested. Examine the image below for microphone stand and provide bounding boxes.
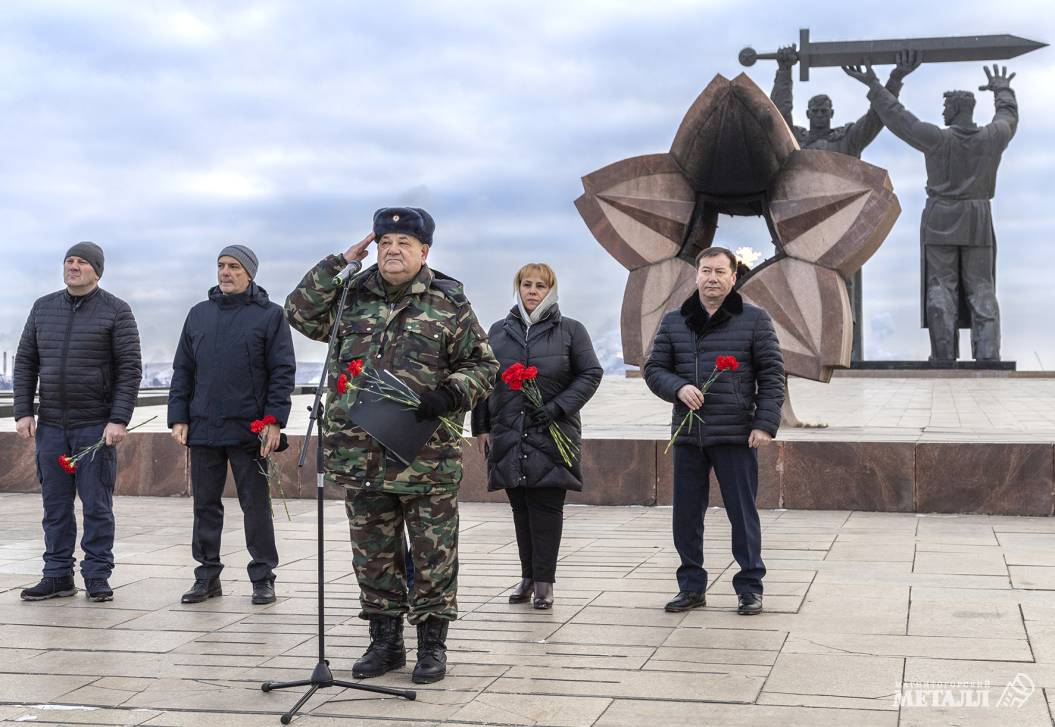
[262,264,415,724]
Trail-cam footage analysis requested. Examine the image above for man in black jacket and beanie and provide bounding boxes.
[168,245,295,606]
[14,242,142,602]
[645,247,783,615]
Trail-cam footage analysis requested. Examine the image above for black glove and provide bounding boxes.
[525,402,555,428]
[415,386,459,421]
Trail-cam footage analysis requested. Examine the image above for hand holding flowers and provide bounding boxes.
[665,355,739,453]
[501,362,580,467]
[58,416,158,474]
[250,414,291,521]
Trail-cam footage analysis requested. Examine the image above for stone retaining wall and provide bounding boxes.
[1,433,1051,516]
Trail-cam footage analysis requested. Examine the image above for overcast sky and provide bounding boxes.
[0,0,1052,372]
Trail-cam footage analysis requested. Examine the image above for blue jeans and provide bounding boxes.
[672,444,765,595]
[35,422,117,579]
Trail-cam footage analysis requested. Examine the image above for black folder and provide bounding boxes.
[347,370,440,466]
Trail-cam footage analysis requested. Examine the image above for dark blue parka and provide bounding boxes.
[167,283,296,446]
[644,290,784,447]
[471,306,602,491]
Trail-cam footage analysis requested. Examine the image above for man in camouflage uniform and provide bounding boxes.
[286,207,497,684]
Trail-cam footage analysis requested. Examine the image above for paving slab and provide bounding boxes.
[0,495,1051,725]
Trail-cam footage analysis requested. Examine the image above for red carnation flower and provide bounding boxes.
[58,455,77,474]
[337,373,349,395]
[522,365,538,381]
[716,355,740,372]
[346,359,364,378]
[501,363,526,391]
[250,415,278,434]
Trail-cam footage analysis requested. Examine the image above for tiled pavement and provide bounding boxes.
[1,494,1054,725]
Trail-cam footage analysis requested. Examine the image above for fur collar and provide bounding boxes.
[680,289,743,334]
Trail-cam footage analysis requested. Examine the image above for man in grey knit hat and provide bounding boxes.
[168,244,295,606]
[15,242,142,602]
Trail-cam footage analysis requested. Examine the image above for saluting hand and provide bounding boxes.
[343,232,375,264]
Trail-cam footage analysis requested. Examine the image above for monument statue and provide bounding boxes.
[770,45,916,157]
[768,47,922,359]
[574,72,901,425]
[843,61,1018,361]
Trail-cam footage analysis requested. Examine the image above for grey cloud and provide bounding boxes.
[0,0,1052,373]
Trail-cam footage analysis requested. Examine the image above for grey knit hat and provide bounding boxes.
[64,241,105,278]
[218,244,258,279]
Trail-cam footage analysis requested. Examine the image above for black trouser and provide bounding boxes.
[189,445,278,584]
[505,487,567,583]
[672,444,765,595]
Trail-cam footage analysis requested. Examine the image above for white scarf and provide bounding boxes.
[515,284,559,335]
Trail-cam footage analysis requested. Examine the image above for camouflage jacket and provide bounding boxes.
[286,255,498,494]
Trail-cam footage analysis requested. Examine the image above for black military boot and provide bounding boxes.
[412,617,449,684]
[352,615,406,679]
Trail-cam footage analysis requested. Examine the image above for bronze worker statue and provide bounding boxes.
[843,60,1018,361]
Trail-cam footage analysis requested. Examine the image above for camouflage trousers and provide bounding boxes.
[345,488,459,624]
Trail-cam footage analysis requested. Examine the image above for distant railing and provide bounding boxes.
[0,386,321,418]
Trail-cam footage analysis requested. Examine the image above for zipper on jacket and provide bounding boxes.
[57,297,78,428]
[693,331,702,447]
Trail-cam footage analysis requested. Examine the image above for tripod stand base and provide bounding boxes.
[262,660,416,723]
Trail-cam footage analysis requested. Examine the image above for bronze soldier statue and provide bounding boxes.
[771,45,918,157]
[771,47,921,361]
[844,61,1018,361]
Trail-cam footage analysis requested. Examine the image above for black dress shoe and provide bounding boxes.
[252,581,276,605]
[664,591,706,612]
[181,577,222,604]
[532,582,553,610]
[737,593,763,615]
[508,579,533,604]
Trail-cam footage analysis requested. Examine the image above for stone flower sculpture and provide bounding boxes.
[575,72,900,388]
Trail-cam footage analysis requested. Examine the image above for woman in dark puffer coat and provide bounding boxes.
[472,263,602,609]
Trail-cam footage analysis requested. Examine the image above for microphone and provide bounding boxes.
[333,259,364,285]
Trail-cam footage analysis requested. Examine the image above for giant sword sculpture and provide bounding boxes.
[740,29,1046,80]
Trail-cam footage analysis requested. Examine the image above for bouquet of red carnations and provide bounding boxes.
[501,362,579,467]
[337,359,465,440]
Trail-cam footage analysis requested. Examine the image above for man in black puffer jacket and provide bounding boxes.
[645,247,783,616]
[14,242,142,603]
[168,245,295,607]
